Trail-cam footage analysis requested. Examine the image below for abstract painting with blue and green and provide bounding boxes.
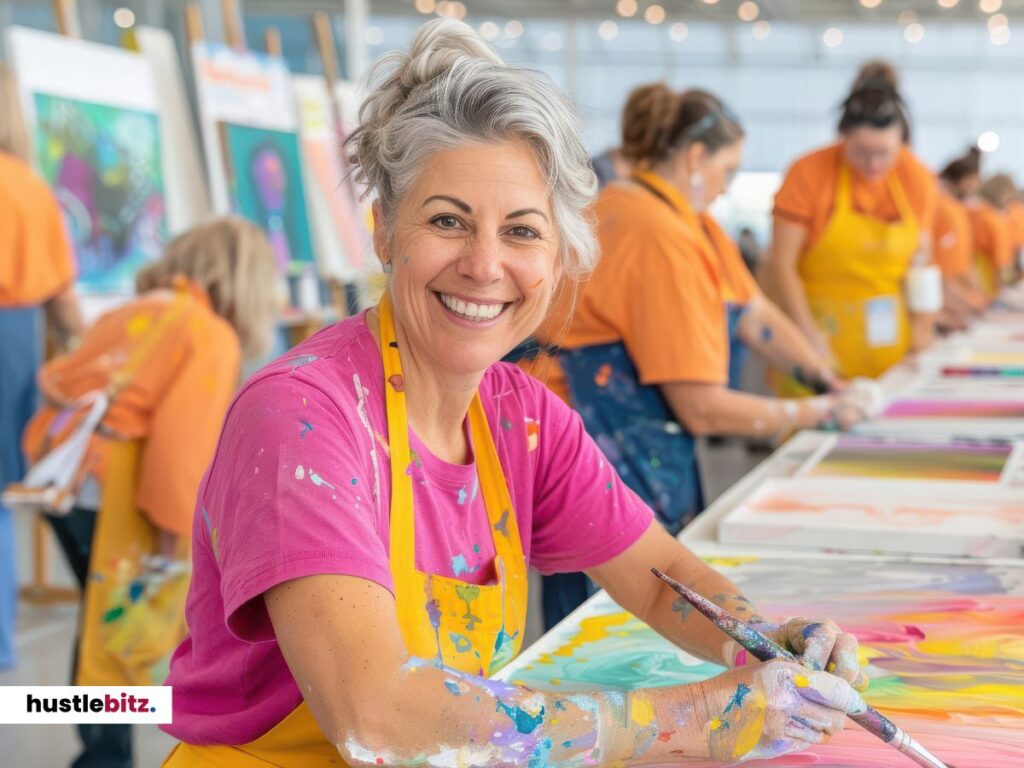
[33,93,167,294]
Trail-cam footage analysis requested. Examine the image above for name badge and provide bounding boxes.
[865,296,899,348]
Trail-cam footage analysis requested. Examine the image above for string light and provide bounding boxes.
[670,22,689,42]
[823,27,844,47]
[753,20,770,39]
[113,7,135,28]
[644,5,666,25]
[738,2,759,21]
[598,20,619,41]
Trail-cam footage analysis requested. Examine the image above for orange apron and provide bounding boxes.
[164,294,529,766]
[782,164,919,394]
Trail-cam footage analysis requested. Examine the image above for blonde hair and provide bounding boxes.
[979,174,1018,210]
[136,217,279,359]
[346,18,599,281]
[0,63,31,162]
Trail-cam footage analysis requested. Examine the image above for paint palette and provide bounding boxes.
[717,477,1024,558]
[499,555,1024,767]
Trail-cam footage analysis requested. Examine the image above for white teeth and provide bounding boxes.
[439,293,504,321]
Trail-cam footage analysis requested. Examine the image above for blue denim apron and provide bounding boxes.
[558,342,703,534]
[726,303,749,391]
[0,306,43,668]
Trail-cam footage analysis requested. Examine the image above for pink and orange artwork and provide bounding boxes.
[717,478,1024,557]
[500,555,1024,767]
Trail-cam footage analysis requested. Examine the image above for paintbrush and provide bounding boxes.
[650,568,956,768]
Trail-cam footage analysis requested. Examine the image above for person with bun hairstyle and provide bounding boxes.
[529,84,874,628]
[20,217,278,768]
[161,21,870,767]
[770,65,938,387]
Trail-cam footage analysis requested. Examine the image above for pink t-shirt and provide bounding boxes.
[162,312,653,745]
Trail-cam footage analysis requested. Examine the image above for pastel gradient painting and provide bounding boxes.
[501,556,1024,767]
[807,437,1012,483]
[33,93,166,293]
[218,121,314,274]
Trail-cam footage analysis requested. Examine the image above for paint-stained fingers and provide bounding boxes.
[793,670,869,717]
[782,718,825,745]
[825,630,864,686]
[792,699,847,736]
[780,617,840,672]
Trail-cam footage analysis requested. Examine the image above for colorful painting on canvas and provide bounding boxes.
[218,121,314,275]
[881,399,1024,419]
[806,436,1012,483]
[502,556,1024,767]
[33,93,166,293]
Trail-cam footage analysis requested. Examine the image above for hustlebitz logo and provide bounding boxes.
[26,692,156,714]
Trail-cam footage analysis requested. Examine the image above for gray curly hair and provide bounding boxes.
[346,18,599,280]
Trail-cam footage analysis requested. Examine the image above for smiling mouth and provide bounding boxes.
[435,291,512,322]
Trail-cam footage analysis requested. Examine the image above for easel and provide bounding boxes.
[20,0,86,605]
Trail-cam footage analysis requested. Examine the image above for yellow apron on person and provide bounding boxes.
[781,164,919,394]
[164,294,529,766]
[973,250,1000,299]
[77,439,191,686]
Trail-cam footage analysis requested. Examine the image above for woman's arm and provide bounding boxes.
[266,571,863,766]
[659,380,834,438]
[44,286,84,350]
[588,523,866,685]
[769,219,831,358]
[737,297,841,392]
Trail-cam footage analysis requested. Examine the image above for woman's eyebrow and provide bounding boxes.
[506,208,549,223]
[422,194,472,213]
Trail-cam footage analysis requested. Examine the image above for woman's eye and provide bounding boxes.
[508,225,538,239]
[432,214,461,229]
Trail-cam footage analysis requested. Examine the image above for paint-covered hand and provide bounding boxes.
[694,660,867,763]
[763,617,869,690]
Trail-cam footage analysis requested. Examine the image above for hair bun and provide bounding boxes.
[620,82,680,164]
[398,18,503,92]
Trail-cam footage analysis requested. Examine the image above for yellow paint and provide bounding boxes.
[126,314,152,338]
[630,696,655,728]
[709,718,724,731]
[793,674,810,688]
[732,705,766,758]
[703,556,760,568]
[536,612,636,664]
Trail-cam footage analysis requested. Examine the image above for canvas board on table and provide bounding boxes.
[795,433,1024,487]
[717,476,1024,557]
[7,26,167,297]
[191,42,315,276]
[498,553,1024,768]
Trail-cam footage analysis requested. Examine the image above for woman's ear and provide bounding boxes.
[372,202,389,268]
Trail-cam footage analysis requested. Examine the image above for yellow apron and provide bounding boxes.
[165,294,529,766]
[973,250,1000,299]
[785,164,919,392]
[77,439,191,686]
[77,287,196,687]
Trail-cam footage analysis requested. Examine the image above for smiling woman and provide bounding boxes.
[160,18,869,768]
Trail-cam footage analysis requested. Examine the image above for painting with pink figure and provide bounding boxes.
[498,555,1024,767]
[218,121,314,275]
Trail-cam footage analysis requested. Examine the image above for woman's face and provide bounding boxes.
[378,141,561,379]
[695,138,744,208]
[842,126,903,181]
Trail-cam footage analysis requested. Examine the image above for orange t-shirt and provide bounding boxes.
[701,212,760,307]
[0,151,76,307]
[773,143,938,251]
[23,287,241,536]
[533,173,733,405]
[933,192,972,279]
[1006,201,1024,251]
[967,203,1013,269]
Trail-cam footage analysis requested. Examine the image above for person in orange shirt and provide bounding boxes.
[933,189,983,329]
[979,174,1021,285]
[0,63,83,672]
[939,149,1013,299]
[20,217,277,768]
[770,73,938,385]
[531,85,874,628]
